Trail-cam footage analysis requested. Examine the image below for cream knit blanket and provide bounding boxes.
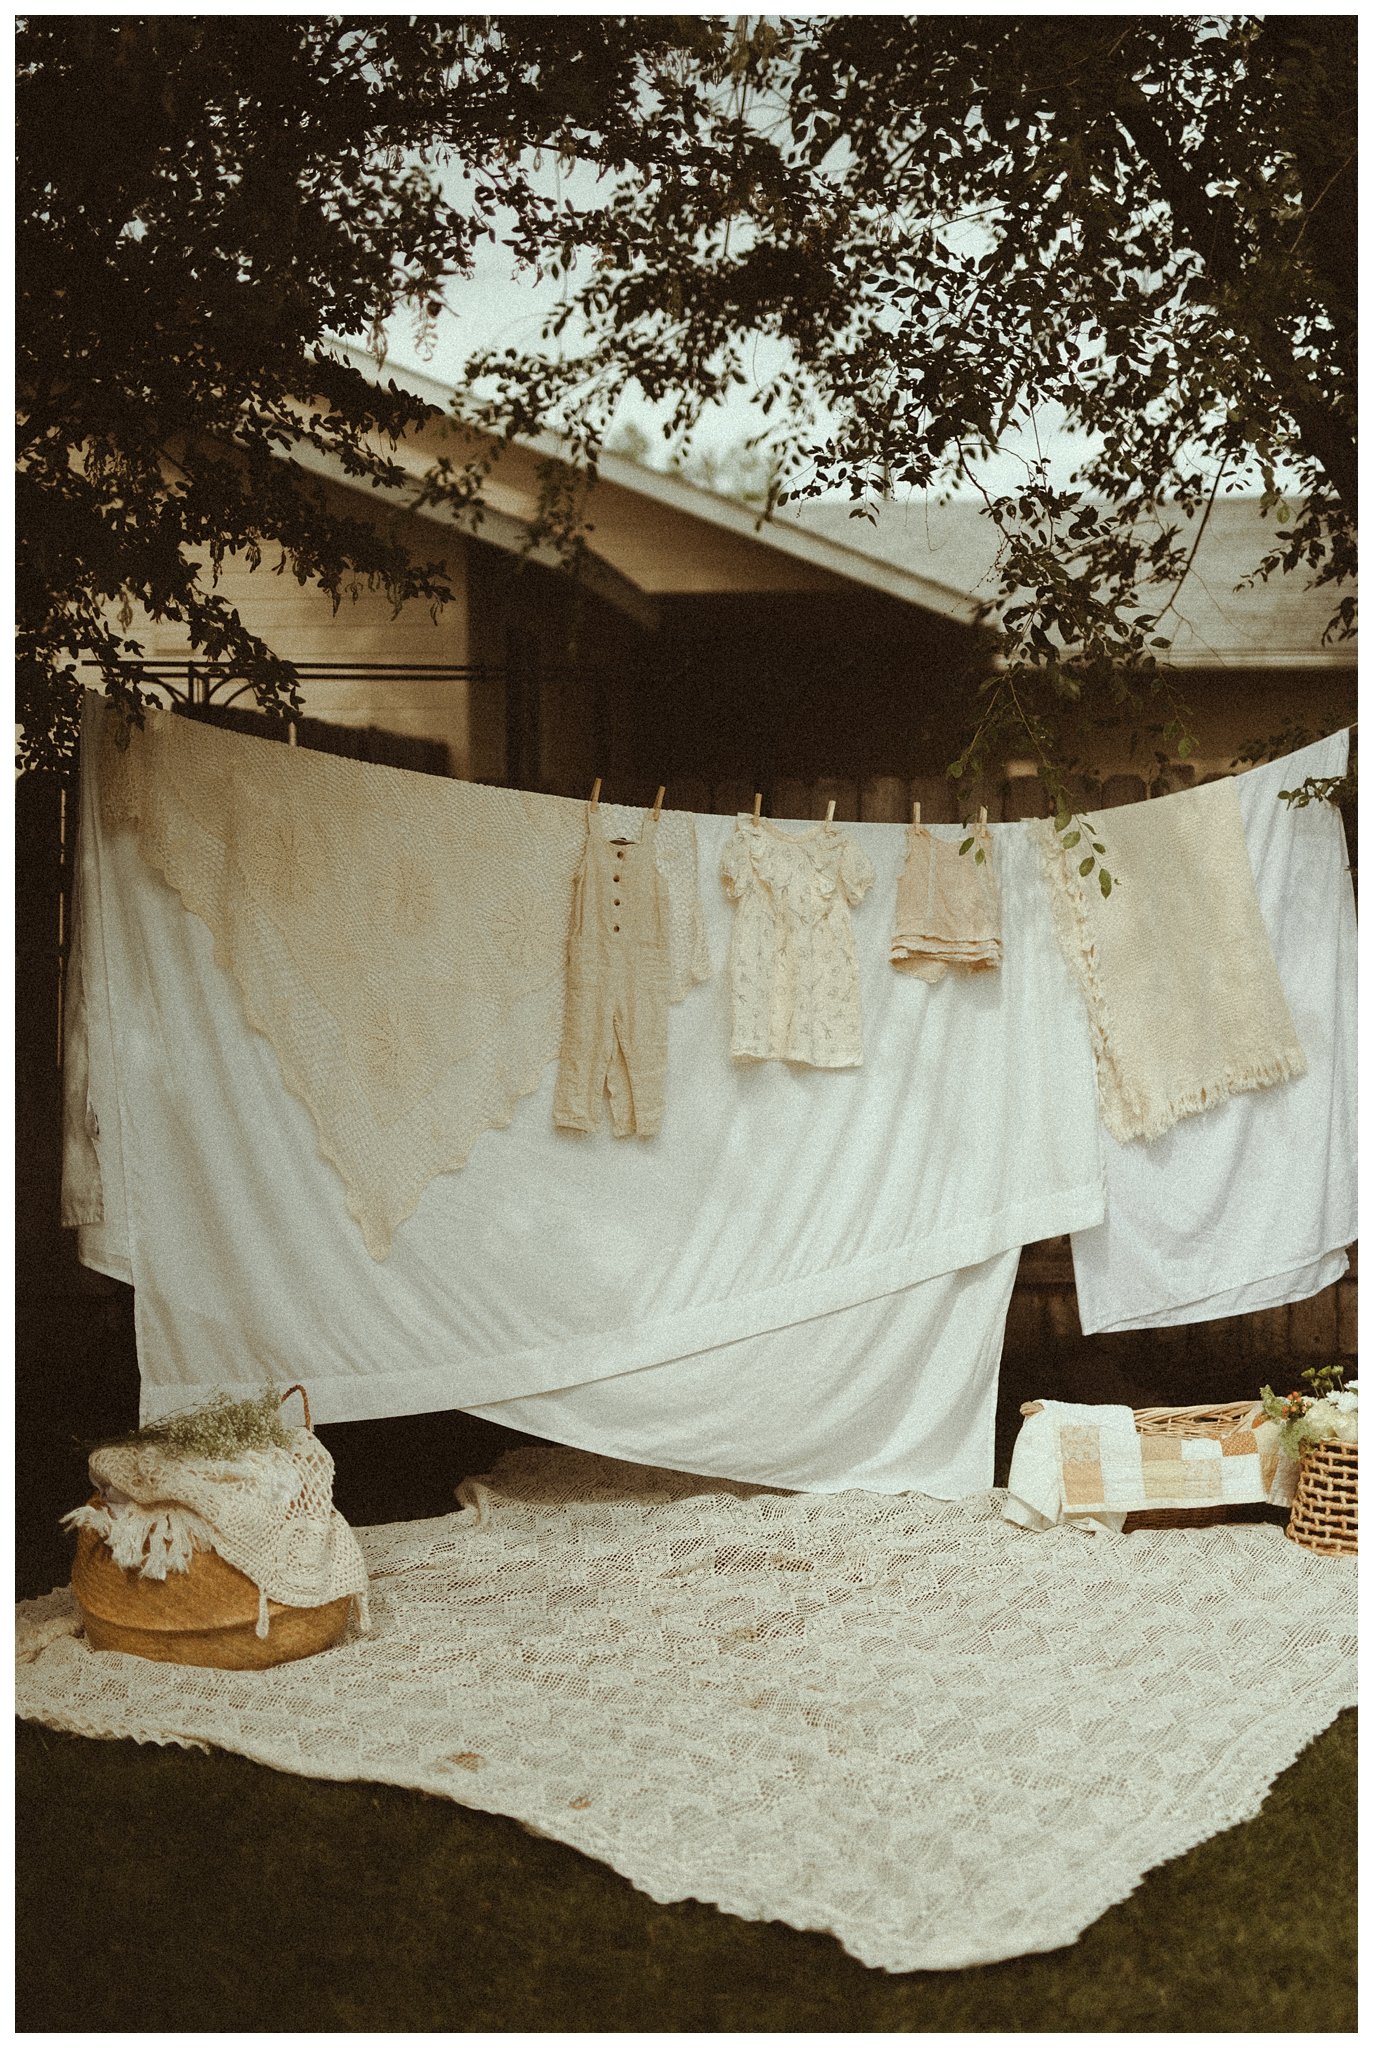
[17,1444,1357,1972]
[95,697,710,1256]
[62,1431,370,1638]
[1035,778,1305,1143]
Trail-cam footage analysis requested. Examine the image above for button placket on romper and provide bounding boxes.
[554,807,670,1137]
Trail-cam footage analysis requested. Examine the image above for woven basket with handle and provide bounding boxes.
[1286,1440,1358,1557]
[70,1384,354,1669]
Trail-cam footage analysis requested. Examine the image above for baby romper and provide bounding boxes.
[554,807,670,1137]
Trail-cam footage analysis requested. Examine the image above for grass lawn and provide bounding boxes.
[14,1709,1356,2032]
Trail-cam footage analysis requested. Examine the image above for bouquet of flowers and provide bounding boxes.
[1259,1363,1358,1460]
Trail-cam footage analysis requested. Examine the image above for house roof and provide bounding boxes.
[320,342,981,626]
[318,343,1354,668]
[788,498,1355,671]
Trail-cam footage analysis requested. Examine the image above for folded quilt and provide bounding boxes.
[890,821,1001,983]
[1035,777,1305,1143]
[1004,1399,1294,1532]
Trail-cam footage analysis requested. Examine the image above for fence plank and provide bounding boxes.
[1101,773,1148,809]
[908,774,957,824]
[1003,776,1052,821]
[711,779,755,819]
[860,775,907,823]
[810,775,859,822]
[771,778,812,823]
[667,777,710,818]
[1288,1287,1339,1358]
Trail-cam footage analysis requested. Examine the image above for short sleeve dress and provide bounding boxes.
[721,818,876,1066]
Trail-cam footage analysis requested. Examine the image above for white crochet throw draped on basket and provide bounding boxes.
[16,1445,1357,1973]
[98,701,709,1256]
[62,1430,370,1637]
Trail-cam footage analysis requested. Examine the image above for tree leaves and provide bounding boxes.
[15,16,1357,782]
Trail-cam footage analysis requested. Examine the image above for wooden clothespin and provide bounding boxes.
[824,798,836,825]
[752,791,763,824]
[912,800,921,826]
[652,785,665,820]
[977,805,987,827]
[589,777,602,810]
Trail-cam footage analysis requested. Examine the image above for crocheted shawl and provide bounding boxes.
[98,699,709,1256]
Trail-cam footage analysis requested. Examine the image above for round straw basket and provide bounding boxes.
[70,1384,354,1669]
[1286,1440,1358,1557]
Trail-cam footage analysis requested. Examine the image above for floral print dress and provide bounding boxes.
[721,818,875,1067]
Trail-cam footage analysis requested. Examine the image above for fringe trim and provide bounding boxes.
[1033,822,1137,1134]
[1031,822,1306,1145]
[61,1499,218,1580]
[1109,1046,1309,1146]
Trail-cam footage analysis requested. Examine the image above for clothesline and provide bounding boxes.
[63,695,1355,1493]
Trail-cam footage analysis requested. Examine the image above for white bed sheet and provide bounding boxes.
[72,699,1104,1492]
[1069,736,1356,1334]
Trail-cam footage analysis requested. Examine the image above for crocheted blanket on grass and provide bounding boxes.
[1035,778,1305,1143]
[17,1445,1355,1972]
[96,698,709,1256]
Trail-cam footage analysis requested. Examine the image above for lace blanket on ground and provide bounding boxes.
[1034,778,1305,1143]
[62,1431,370,1639]
[19,1444,1355,1972]
[96,698,710,1256]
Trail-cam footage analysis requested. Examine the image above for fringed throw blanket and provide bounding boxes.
[98,699,709,1256]
[17,1446,1356,1972]
[63,1430,370,1637]
[1035,778,1305,1143]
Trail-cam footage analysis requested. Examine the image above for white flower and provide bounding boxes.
[1328,1390,1359,1414]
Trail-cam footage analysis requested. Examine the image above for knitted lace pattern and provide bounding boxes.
[97,699,710,1256]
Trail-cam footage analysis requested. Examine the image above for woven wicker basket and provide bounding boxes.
[1286,1440,1358,1557]
[70,1384,354,1669]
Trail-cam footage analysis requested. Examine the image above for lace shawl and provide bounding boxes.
[97,699,710,1257]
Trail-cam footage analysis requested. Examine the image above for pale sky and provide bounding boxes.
[365,202,1103,501]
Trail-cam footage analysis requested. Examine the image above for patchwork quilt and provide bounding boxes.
[1004,1399,1295,1531]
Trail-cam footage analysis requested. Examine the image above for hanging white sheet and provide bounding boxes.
[72,697,1103,1493]
[1069,736,1356,1333]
